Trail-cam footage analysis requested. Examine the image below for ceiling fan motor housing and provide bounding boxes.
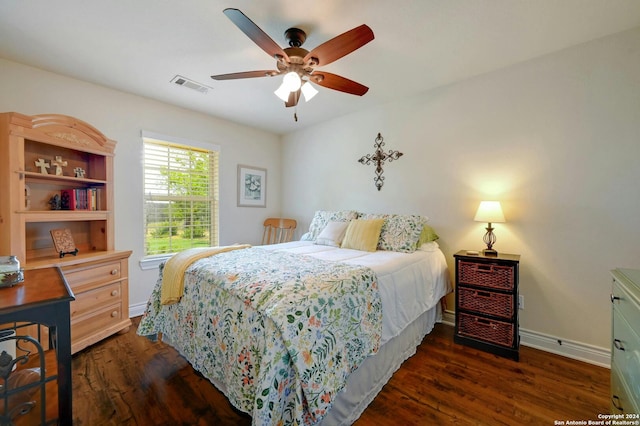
[284,27,307,47]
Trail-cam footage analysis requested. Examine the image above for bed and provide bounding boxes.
[138,211,451,425]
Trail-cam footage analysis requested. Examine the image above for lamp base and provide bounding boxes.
[483,249,498,256]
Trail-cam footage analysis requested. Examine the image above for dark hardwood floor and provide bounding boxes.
[70,317,610,425]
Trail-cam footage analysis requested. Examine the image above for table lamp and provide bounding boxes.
[474,201,505,256]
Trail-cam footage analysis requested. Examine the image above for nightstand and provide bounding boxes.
[453,250,520,361]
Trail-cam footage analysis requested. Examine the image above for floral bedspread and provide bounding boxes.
[137,247,382,425]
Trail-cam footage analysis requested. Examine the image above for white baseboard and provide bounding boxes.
[442,310,456,327]
[129,302,148,318]
[441,310,610,368]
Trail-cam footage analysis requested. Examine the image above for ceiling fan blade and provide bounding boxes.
[211,70,279,80]
[285,89,301,108]
[311,72,369,96]
[223,8,289,62]
[304,24,374,66]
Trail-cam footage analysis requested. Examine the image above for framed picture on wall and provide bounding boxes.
[237,165,267,207]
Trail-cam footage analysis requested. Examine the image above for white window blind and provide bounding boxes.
[143,135,219,256]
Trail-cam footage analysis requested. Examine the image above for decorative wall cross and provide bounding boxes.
[52,156,68,176]
[357,133,404,191]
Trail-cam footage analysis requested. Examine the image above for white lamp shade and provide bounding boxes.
[274,82,291,102]
[301,82,318,102]
[474,201,505,223]
[282,72,301,91]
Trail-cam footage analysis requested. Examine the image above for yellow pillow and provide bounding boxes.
[341,219,385,252]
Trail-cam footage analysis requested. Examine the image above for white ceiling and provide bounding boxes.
[1,1,639,135]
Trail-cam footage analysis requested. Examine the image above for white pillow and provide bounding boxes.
[315,221,350,247]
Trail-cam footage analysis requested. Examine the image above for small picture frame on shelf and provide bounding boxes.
[50,228,79,258]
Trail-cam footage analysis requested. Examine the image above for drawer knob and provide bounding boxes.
[611,395,623,411]
[111,269,118,275]
[111,311,118,318]
[613,339,625,351]
[111,290,118,297]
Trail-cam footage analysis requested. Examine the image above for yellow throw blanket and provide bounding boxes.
[160,244,251,305]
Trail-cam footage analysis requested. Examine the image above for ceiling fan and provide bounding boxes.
[211,8,374,108]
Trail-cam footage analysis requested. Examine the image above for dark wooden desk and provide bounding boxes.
[0,267,75,425]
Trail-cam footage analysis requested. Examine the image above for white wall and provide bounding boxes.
[282,28,640,352]
[0,58,282,311]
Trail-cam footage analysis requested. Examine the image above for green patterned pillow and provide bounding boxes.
[359,213,429,253]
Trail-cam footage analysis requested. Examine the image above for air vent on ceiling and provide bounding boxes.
[170,75,211,94]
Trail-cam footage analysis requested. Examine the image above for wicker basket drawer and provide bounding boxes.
[458,286,514,319]
[457,312,514,348]
[458,260,515,291]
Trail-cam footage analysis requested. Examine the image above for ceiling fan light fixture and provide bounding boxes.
[301,81,318,102]
[274,82,291,102]
[282,71,301,91]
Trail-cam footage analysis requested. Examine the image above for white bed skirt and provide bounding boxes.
[320,304,440,425]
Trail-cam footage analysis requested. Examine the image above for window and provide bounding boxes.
[142,132,219,258]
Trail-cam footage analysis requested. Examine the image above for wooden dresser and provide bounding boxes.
[610,268,640,414]
[0,112,131,354]
[454,251,520,361]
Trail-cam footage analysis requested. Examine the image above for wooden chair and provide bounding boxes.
[262,218,297,245]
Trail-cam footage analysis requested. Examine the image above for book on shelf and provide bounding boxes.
[60,188,100,211]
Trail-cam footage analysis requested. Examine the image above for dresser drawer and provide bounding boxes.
[62,260,123,293]
[71,282,122,320]
[612,365,640,414]
[457,312,515,348]
[458,286,514,319]
[613,279,640,332]
[458,260,515,291]
[71,303,122,342]
[612,309,640,405]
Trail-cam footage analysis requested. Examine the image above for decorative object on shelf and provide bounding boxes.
[24,185,31,210]
[34,158,50,174]
[52,155,67,176]
[74,167,86,178]
[357,133,403,191]
[474,201,506,256]
[0,255,24,288]
[50,228,79,258]
[237,165,267,207]
[48,194,61,210]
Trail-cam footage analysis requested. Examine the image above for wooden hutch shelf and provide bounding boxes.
[0,112,131,355]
